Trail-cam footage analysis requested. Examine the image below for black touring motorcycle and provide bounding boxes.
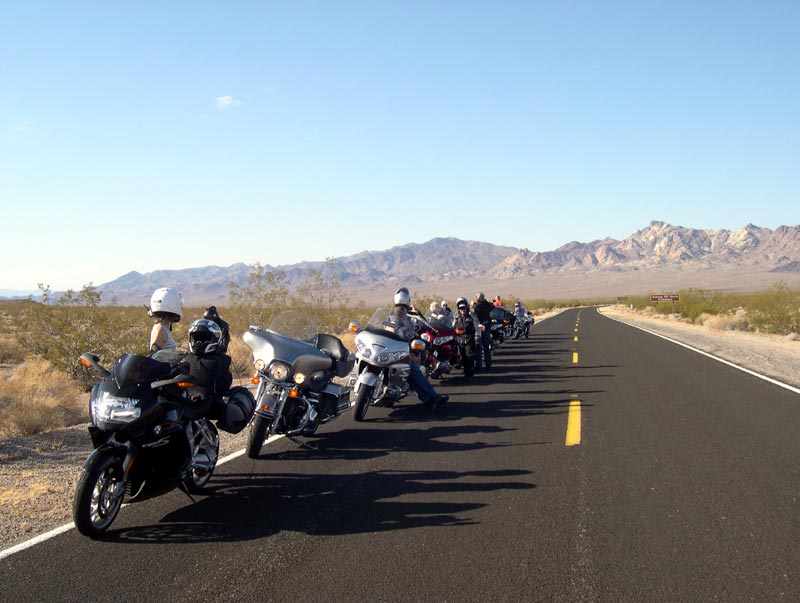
[73,351,254,537]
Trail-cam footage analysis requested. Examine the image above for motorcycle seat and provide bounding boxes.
[314,333,355,378]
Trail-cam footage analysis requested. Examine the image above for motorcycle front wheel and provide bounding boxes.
[246,414,270,459]
[353,384,375,422]
[73,454,124,538]
[184,420,220,493]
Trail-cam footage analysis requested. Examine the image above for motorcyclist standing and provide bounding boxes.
[472,292,494,372]
[439,300,453,319]
[390,287,449,411]
[453,297,478,379]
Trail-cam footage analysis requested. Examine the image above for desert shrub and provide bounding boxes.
[626,284,799,334]
[18,285,150,390]
[227,335,255,386]
[748,283,800,334]
[0,335,27,363]
[0,357,86,437]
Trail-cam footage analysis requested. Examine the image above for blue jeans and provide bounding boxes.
[409,362,437,403]
[475,328,492,371]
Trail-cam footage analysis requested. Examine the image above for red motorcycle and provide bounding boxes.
[416,314,461,379]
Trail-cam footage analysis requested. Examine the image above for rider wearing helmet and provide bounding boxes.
[439,300,452,319]
[514,301,530,339]
[148,287,183,353]
[391,287,449,411]
[453,297,478,379]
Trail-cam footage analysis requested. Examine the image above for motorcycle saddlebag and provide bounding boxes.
[215,386,256,434]
[319,382,351,418]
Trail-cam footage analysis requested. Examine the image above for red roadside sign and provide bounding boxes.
[650,294,680,302]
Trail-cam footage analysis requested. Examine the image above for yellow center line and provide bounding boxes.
[574,335,578,342]
[566,400,581,446]
[572,351,579,364]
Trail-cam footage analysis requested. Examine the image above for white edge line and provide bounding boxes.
[0,433,286,560]
[599,310,800,396]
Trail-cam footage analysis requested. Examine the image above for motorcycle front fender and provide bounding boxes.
[357,370,380,389]
[82,444,125,472]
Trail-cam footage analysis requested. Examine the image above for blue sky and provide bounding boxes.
[2,1,798,292]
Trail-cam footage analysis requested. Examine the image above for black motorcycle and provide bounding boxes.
[489,307,510,350]
[73,351,248,537]
[243,311,354,458]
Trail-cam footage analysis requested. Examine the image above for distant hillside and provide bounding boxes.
[64,223,800,305]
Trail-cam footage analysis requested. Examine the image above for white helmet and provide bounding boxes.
[149,287,183,321]
[394,287,411,307]
[440,300,448,308]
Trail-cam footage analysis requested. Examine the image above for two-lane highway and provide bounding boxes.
[2,308,799,602]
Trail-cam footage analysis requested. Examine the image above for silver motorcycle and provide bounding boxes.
[243,311,354,458]
[347,307,427,421]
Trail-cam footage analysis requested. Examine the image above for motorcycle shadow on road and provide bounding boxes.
[93,412,543,544]
[99,465,536,545]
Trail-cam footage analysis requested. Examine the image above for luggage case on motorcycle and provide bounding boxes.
[214,386,256,434]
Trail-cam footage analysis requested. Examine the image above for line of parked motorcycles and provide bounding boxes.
[72,306,533,537]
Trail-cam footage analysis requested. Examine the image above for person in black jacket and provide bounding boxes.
[203,306,230,354]
[453,297,477,379]
[471,292,494,372]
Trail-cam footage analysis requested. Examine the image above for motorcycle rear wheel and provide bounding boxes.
[353,384,374,422]
[73,454,124,538]
[246,414,270,459]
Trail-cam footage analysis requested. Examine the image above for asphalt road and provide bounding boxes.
[2,308,799,602]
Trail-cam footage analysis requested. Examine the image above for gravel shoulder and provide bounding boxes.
[2,306,799,554]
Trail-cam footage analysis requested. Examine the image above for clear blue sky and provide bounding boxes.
[2,1,798,292]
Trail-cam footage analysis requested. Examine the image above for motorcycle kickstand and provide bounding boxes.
[178,481,198,505]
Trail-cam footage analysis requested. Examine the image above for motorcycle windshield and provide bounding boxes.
[365,306,401,332]
[489,307,506,322]
[112,353,173,389]
[266,310,318,342]
[428,315,455,330]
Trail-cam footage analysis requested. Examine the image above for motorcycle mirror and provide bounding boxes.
[348,321,361,332]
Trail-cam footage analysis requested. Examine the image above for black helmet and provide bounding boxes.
[188,319,222,355]
[456,297,469,310]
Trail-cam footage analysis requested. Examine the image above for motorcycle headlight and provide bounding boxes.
[254,359,267,371]
[269,362,290,382]
[376,350,409,365]
[355,339,373,360]
[91,391,142,425]
[294,372,307,385]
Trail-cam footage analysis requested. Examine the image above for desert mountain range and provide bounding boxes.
[48,221,800,306]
